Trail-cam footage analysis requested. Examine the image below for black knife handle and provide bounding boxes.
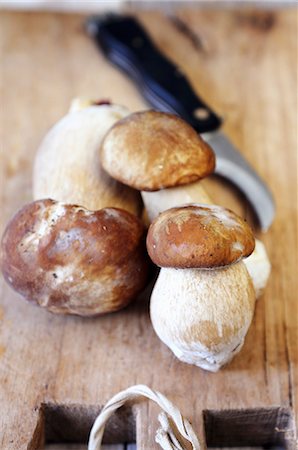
[86,15,222,134]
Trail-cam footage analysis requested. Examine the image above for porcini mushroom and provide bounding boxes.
[0,199,148,316]
[147,204,256,372]
[33,102,142,216]
[100,110,215,222]
[100,109,270,297]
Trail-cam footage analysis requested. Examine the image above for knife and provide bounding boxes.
[86,14,275,231]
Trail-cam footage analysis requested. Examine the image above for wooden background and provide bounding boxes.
[0,7,297,449]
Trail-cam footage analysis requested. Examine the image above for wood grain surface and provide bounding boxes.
[0,7,297,449]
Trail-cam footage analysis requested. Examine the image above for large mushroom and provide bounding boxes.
[100,110,215,222]
[0,199,149,316]
[146,204,256,372]
[33,102,142,215]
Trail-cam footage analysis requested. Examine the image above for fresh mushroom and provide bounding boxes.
[101,109,270,297]
[0,199,149,316]
[100,110,215,222]
[33,102,142,216]
[146,204,256,372]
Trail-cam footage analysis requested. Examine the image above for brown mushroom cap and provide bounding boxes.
[0,199,148,316]
[146,204,255,268]
[100,110,215,191]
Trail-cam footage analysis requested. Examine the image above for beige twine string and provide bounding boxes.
[88,384,202,450]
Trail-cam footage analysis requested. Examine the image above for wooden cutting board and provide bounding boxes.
[0,8,297,449]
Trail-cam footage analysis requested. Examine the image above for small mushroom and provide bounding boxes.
[33,103,142,216]
[146,204,256,372]
[0,199,149,316]
[100,110,215,222]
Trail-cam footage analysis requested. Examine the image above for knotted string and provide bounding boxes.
[88,384,202,450]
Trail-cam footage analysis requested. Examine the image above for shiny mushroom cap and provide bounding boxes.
[1,199,148,316]
[100,110,215,191]
[146,204,255,269]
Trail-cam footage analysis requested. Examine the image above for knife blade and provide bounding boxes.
[86,14,275,231]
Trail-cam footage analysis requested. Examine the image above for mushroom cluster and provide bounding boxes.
[100,108,271,370]
[0,103,271,371]
[101,110,271,297]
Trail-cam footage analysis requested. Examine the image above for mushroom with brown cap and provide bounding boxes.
[146,204,256,372]
[100,110,215,222]
[0,199,149,316]
[100,109,270,298]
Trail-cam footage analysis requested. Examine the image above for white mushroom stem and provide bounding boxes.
[150,262,255,372]
[141,180,212,223]
[142,181,270,298]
